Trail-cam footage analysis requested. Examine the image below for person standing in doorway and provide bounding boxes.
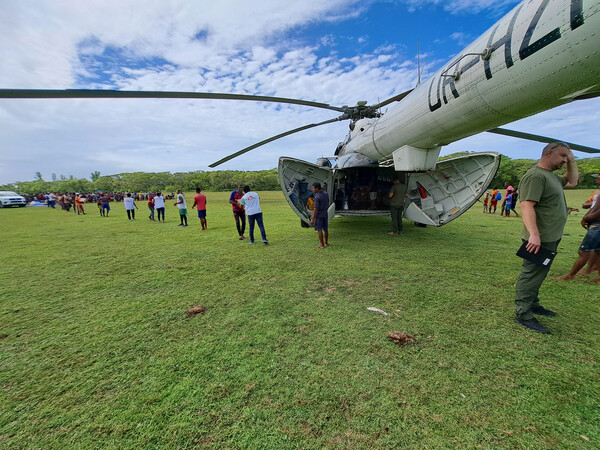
[240,186,268,244]
[514,142,578,334]
[311,182,330,248]
[388,177,406,236]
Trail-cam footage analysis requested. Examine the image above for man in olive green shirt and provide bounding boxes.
[515,142,578,334]
[388,177,406,236]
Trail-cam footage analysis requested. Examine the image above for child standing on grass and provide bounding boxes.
[483,190,490,213]
[504,191,513,217]
[75,193,85,215]
[490,188,499,214]
[510,188,519,217]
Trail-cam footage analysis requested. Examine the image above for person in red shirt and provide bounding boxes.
[229,185,246,240]
[148,192,155,221]
[192,187,207,230]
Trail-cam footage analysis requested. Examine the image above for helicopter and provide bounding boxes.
[1,0,599,227]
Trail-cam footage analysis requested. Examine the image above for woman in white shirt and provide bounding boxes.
[153,192,165,222]
[123,193,138,220]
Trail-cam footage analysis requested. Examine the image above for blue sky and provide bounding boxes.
[0,0,598,184]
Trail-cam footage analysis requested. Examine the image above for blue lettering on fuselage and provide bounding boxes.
[428,0,586,112]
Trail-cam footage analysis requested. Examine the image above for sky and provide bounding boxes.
[1,0,599,185]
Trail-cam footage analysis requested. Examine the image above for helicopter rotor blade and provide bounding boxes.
[0,89,347,113]
[372,88,413,109]
[209,117,343,167]
[487,128,600,154]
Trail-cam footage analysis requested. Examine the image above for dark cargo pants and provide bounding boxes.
[515,240,560,320]
[390,205,404,234]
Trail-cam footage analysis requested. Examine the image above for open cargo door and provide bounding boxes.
[278,157,334,225]
[404,152,500,226]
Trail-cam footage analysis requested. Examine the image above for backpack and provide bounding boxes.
[495,192,502,201]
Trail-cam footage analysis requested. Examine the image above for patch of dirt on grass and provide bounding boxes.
[387,331,415,346]
[186,305,206,317]
[299,420,322,438]
[0,334,8,340]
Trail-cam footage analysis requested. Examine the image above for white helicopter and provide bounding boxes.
[1,0,599,227]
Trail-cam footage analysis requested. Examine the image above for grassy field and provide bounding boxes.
[1,190,598,448]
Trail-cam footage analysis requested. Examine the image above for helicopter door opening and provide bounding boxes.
[332,166,403,216]
[278,157,334,225]
[404,152,500,226]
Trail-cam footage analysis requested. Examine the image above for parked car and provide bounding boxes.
[0,191,27,207]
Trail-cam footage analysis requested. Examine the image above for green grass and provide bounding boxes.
[1,191,599,448]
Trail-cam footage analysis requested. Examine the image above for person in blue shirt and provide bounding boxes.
[311,182,330,248]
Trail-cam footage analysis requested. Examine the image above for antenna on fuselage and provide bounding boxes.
[417,40,421,86]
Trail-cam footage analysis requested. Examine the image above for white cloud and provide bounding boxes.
[0,0,422,183]
[449,32,472,46]
[403,0,520,15]
[0,0,597,185]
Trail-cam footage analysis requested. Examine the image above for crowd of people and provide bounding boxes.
[27,191,176,213]
[21,143,599,336]
[482,182,519,217]
[27,186,273,245]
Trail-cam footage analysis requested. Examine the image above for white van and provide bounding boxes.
[0,191,27,208]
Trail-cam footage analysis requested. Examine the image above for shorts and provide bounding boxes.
[102,203,110,210]
[197,209,206,218]
[490,200,498,207]
[314,216,328,232]
[369,192,377,201]
[179,208,188,216]
[579,225,600,252]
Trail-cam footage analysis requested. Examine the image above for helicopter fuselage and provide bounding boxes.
[336,0,600,169]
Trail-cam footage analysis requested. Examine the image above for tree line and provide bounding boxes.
[2,154,599,195]
[442,153,600,189]
[1,169,281,195]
